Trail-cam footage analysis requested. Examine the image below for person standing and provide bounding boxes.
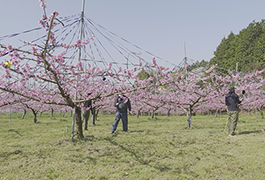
[110,94,132,134]
[83,93,93,130]
[225,86,243,136]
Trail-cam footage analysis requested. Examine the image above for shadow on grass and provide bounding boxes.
[129,130,145,133]
[238,129,265,135]
[0,149,23,159]
[71,135,96,144]
[8,129,23,136]
[103,136,173,172]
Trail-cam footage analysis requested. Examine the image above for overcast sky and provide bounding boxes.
[1,0,265,67]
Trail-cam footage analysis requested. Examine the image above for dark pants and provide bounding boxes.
[228,111,239,135]
[83,110,90,130]
[111,111,128,133]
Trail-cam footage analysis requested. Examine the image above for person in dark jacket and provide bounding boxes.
[225,86,243,136]
[83,93,93,130]
[110,94,132,133]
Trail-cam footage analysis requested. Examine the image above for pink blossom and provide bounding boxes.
[7,45,12,50]
[118,67,122,73]
[8,52,13,57]
[152,57,157,66]
[54,11,59,17]
[107,63,112,70]
[83,39,90,45]
[0,49,7,56]
[139,59,142,66]
[39,0,46,8]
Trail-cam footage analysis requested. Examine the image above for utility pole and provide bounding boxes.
[184,41,188,80]
[72,0,85,139]
[183,41,192,129]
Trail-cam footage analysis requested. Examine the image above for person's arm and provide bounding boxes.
[127,98,131,112]
[236,94,244,106]
[127,98,134,115]
[238,96,241,104]
[114,97,119,107]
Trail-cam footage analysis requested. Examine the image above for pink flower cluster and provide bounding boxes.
[39,0,46,8]
[60,36,95,48]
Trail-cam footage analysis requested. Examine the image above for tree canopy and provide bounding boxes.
[209,20,265,74]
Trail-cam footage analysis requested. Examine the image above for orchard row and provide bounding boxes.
[0,1,264,138]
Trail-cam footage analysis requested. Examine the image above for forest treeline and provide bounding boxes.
[191,20,265,75]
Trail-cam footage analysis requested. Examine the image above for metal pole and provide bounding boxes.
[255,107,258,119]
[71,0,86,139]
[184,41,187,60]
[184,42,191,128]
[189,105,192,129]
[9,105,11,123]
[184,42,188,80]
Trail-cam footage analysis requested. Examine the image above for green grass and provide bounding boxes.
[0,112,265,179]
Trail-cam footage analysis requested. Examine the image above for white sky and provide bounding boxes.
[0,0,265,67]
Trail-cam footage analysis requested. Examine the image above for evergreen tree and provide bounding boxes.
[137,68,150,80]
[209,20,265,74]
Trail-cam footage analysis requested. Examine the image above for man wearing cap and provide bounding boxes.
[110,94,132,134]
[225,86,243,136]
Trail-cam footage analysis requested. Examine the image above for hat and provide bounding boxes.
[229,86,235,91]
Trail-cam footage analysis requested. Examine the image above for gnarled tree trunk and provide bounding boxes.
[31,109,38,124]
[75,107,84,139]
[21,109,27,119]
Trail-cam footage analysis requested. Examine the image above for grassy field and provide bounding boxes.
[0,112,264,180]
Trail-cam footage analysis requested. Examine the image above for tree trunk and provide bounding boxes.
[178,105,191,128]
[75,107,84,139]
[22,109,26,119]
[167,109,171,117]
[50,108,54,119]
[151,109,155,119]
[32,109,37,124]
[137,109,141,118]
[151,107,158,119]
[186,112,190,128]
[187,106,192,129]
[62,111,65,117]
[214,109,217,118]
